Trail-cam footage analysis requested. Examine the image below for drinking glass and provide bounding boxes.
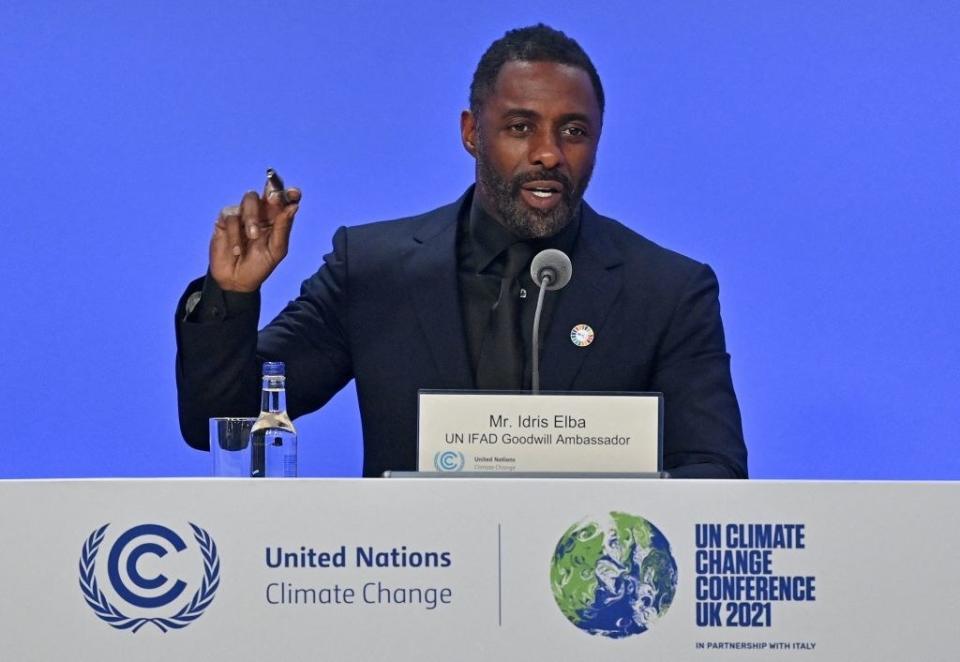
[210,417,258,477]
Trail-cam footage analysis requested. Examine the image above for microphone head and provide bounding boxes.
[530,249,573,291]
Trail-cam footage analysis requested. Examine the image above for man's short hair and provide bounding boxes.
[470,24,605,116]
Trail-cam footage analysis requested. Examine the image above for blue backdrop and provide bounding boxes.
[1,1,957,479]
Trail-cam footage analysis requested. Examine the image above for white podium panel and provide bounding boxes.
[0,479,957,661]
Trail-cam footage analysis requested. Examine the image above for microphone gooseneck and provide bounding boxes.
[530,249,573,393]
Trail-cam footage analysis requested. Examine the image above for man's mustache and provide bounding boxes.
[511,170,574,194]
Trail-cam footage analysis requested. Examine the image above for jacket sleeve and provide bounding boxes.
[175,227,354,450]
[653,264,748,478]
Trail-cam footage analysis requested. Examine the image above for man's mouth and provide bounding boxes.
[518,180,567,212]
[521,180,564,199]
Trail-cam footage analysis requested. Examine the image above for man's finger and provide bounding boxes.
[240,191,262,240]
[219,204,241,219]
[222,213,243,258]
[264,186,302,217]
[210,219,234,266]
[267,203,299,260]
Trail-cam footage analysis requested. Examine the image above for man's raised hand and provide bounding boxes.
[210,184,302,292]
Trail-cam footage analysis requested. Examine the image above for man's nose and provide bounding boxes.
[528,132,563,169]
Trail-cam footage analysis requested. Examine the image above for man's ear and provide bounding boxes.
[460,109,478,158]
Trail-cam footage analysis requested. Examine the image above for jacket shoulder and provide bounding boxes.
[342,198,460,248]
[586,208,710,282]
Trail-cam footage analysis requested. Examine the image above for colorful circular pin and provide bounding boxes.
[570,324,595,347]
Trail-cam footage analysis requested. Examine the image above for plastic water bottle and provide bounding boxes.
[250,361,298,477]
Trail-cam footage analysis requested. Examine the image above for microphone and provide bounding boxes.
[530,248,573,290]
[529,249,573,393]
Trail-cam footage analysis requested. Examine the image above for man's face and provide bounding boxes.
[462,60,602,239]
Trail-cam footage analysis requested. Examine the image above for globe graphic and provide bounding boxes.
[550,512,678,638]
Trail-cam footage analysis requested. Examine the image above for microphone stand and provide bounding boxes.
[531,273,553,394]
[529,248,572,394]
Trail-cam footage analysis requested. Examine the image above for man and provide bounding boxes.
[176,25,747,478]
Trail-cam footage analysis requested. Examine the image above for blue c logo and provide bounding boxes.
[107,524,188,609]
[434,450,465,472]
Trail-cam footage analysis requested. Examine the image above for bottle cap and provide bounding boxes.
[263,361,285,376]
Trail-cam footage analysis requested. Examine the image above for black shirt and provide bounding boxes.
[456,194,580,389]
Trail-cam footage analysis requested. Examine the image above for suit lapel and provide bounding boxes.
[404,193,474,389]
[540,204,623,390]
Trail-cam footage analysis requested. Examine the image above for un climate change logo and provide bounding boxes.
[550,512,677,639]
[78,523,220,633]
[434,450,465,472]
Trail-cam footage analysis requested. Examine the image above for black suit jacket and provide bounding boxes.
[176,189,747,478]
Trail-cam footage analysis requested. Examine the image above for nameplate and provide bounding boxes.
[417,391,662,474]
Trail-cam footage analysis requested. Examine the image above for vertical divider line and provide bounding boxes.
[498,522,502,626]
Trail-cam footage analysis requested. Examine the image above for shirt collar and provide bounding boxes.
[467,194,581,274]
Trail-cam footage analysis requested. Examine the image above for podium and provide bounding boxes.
[1,478,956,660]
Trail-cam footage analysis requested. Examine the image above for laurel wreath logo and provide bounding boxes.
[78,523,220,633]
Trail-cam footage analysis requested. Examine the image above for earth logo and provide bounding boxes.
[550,512,677,638]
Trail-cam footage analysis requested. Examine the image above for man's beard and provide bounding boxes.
[475,142,593,239]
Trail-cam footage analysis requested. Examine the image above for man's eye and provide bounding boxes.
[509,123,531,134]
[563,126,587,137]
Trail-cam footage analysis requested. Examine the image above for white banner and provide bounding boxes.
[0,479,957,661]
